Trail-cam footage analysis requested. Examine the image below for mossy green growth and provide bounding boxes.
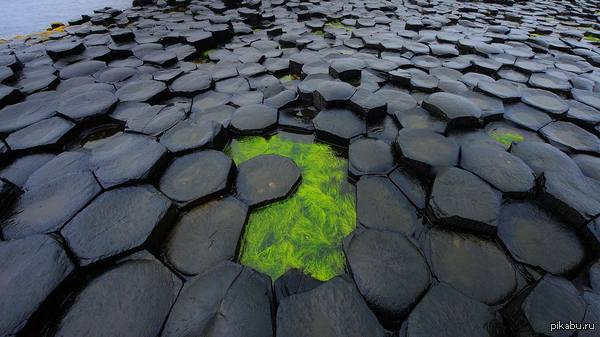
[584,35,600,43]
[489,130,525,148]
[279,73,300,82]
[226,134,356,282]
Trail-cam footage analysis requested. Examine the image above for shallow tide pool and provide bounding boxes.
[226,133,356,281]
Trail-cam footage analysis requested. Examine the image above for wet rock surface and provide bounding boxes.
[2,0,600,334]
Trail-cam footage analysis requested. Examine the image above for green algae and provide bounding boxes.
[489,130,525,148]
[279,73,300,82]
[225,134,356,281]
[584,35,600,43]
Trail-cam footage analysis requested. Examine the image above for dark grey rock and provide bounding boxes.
[0,235,74,336]
[236,154,301,208]
[348,137,395,179]
[162,262,273,337]
[313,108,366,146]
[159,150,233,207]
[395,128,459,175]
[422,92,482,128]
[230,103,277,135]
[5,117,74,151]
[277,277,385,337]
[164,197,248,276]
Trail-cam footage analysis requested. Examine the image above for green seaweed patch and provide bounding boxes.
[226,134,356,281]
[313,30,325,36]
[193,48,216,63]
[489,130,525,148]
[325,20,353,31]
[584,35,600,43]
[279,73,300,82]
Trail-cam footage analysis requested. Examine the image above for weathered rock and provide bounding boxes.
[0,235,74,336]
[313,80,356,110]
[159,150,233,207]
[356,176,418,236]
[428,167,501,234]
[273,268,322,304]
[521,276,586,337]
[115,80,168,103]
[5,116,74,151]
[236,154,301,207]
[54,256,181,337]
[58,90,118,120]
[460,144,535,196]
[572,154,600,181]
[0,95,58,133]
[2,171,101,240]
[348,137,395,179]
[422,92,482,128]
[162,262,273,337]
[0,153,55,188]
[230,103,277,135]
[395,128,459,175]
[90,133,167,188]
[540,121,600,154]
[400,283,504,337]
[61,186,173,266]
[160,119,226,154]
[345,228,430,325]
[498,201,585,275]
[313,108,366,146]
[277,276,385,337]
[511,141,581,177]
[424,229,516,305]
[164,197,248,276]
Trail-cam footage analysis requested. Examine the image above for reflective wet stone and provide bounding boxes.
[0,235,74,336]
[572,154,600,181]
[428,167,501,234]
[162,262,273,337]
[0,153,55,188]
[313,80,356,110]
[126,104,186,136]
[59,60,106,79]
[0,96,58,133]
[313,108,365,146]
[229,103,277,135]
[169,71,212,97]
[277,277,385,337]
[498,201,585,275]
[236,154,301,208]
[511,141,581,177]
[89,133,167,188]
[504,103,553,131]
[521,88,568,116]
[345,228,430,326]
[348,137,395,178]
[164,197,247,276]
[422,92,482,128]
[61,186,173,266]
[159,150,233,207]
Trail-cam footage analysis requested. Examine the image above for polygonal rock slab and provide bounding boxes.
[229,104,277,135]
[0,96,58,133]
[276,276,385,337]
[313,109,366,146]
[90,133,168,188]
[115,80,168,103]
[58,90,118,120]
[53,256,181,337]
[572,154,600,181]
[424,228,517,305]
[160,119,226,154]
[539,170,600,226]
[510,141,581,177]
[159,150,233,207]
[59,60,106,79]
[428,167,501,234]
[422,92,482,128]
[344,228,430,325]
[163,197,248,276]
[169,71,212,97]
[2,171,101,240]
[0,235,74,336]
[395,128,459,175]
[356,176,418,236]
[389,167,427,209]
[521,276,586,337]
[460,144,535,196]
[162,262,273,337]
[401,283,504,337]
[313,80,356,110]
[498,201,585,275]
[273,269,322,304]
[540,121,600,154]
[0,153,55,188]
[61,186,173,266]
[24,151,90,190]
[236,154,301,208]
[5,117,74,151]
[348,137,395,179]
